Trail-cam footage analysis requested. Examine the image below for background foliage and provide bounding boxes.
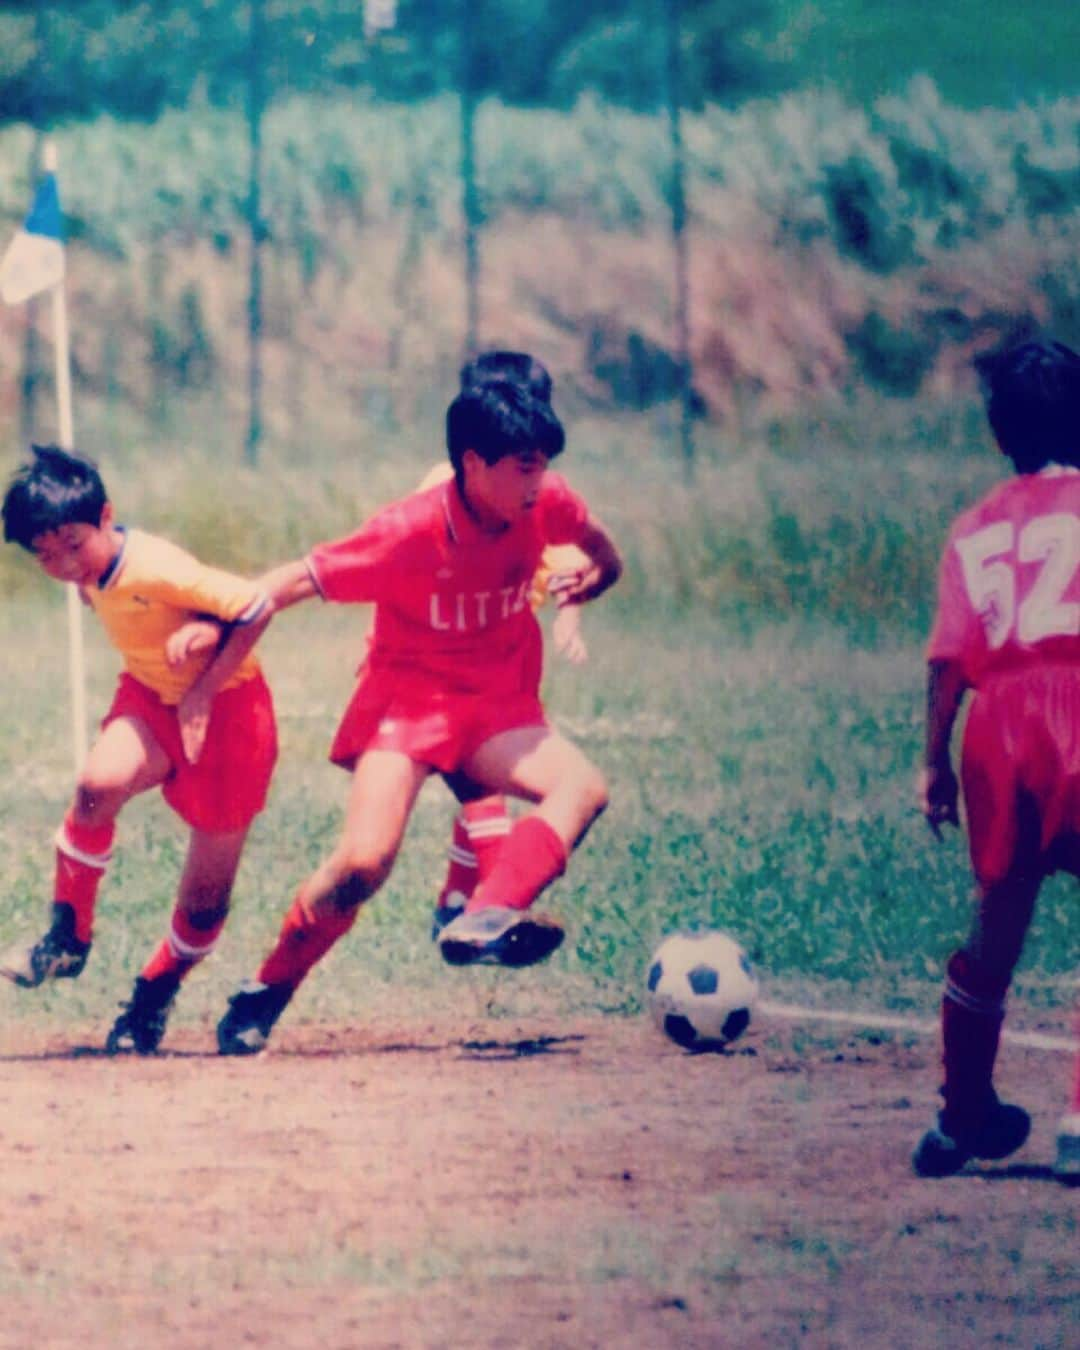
[1,0,779,122]
[2,1,1079,124]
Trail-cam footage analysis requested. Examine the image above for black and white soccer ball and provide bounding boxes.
[646,930,759,1052]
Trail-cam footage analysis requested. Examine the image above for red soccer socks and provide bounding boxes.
[257,894,358,991]
[939,950,1007,1134]
[140,905,228,984]
[465,814,567,914]
[436,796,512,908]
[53,810,115,943]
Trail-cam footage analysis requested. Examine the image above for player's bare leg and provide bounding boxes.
[217,751,431,1055]
[436,726,608,967]
[1,716,168,988]
[913,871,1038,1177]
[107,826,250,1055]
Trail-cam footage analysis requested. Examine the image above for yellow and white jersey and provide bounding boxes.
[85,527,268,705]
[415,462,589,611]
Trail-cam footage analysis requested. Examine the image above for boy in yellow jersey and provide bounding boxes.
[0,445,277,1054]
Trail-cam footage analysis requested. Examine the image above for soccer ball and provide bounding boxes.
[646,930,759,1052]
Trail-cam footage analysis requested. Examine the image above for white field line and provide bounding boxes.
[758,1000,1077,1054]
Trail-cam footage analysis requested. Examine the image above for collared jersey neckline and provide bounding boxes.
[96,525,128,590]
[441,479,514,546]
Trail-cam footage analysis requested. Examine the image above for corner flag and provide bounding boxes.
[0,164,65,305]
[1,145,86,772]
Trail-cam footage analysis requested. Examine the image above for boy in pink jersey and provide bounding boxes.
[216,377,622,1055]
[916,339,1080,1182]
[0,445,277,1054]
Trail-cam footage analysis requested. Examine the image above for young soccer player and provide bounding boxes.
[215,375,622,1055]
[0,444,276,1054]
[175,352,592,942]
[426,351,591,939]
[916,338,1080,1183]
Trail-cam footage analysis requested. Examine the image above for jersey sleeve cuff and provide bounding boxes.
[304,556,327,600]
[233,591,271,625]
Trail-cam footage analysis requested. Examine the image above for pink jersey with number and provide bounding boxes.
[306,471,590,701]
[927,467,1080,684]
[929,466,1080,883]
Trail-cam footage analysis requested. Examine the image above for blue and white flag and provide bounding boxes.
[363,0,397,37]
[0,169,65,305]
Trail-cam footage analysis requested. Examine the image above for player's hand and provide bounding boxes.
[552,605,588,664]
[919,764,959,839]
[166,619,221,669]
[178,688,212,765]
[548,566,597,608]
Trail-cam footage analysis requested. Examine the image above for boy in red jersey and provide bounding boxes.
[215,377,622,1055]
[424,351,591,940]
[178,351,592,940]
[1,445,276,1054]
[916,339,1080,1183]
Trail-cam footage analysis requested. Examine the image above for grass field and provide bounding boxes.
[0,408,1075,1045]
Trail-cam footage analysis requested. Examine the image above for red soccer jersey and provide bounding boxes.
[307,470,591,700]
[928,466,1080,685]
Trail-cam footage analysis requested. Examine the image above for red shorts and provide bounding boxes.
[104,672,278,833]
[329,667,546,775]
[961,666,1080,886]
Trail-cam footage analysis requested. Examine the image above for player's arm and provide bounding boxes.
[919,657,969,837]
[178,598,272,764]
[546,514,622,609]
[552,602,588,664]
[537,545,589,663]
[257,558,320,613]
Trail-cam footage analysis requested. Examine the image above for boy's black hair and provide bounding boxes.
[975,338,1080,473]
[2,444,109,552]
[445,378,565,477]
[459,350,553,403]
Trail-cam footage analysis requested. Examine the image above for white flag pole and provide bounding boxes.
[43,140,87,773]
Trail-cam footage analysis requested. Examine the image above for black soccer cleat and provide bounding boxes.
[105,972,182,1055]
[216,980,294,1056]
[912,1096,1031,1178]
[437,905,565,968]
[0,903,91,988]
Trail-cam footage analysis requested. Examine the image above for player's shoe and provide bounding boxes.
[437,905,565,968]
[105,972,182,1056]
[0,903,91,988]
[912,1095,1031,1178]
[216,980,293,1056]
[431,903,464,941]
[1053,1113,1080,1186]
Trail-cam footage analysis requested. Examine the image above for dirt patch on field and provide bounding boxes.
[0,1013,1075,1349]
